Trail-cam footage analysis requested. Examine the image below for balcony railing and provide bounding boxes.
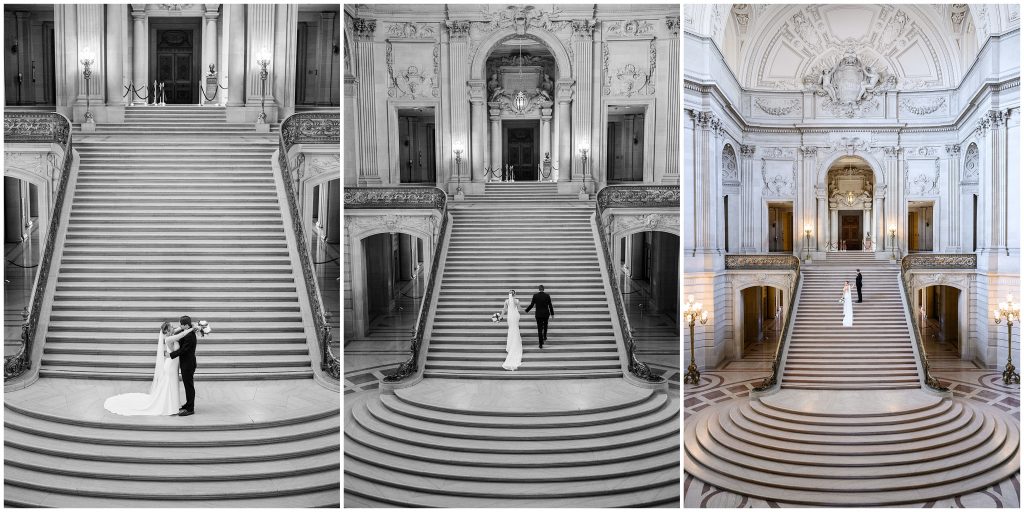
[277,112,341,380]
[595,185,679,383]
[724,254,801,271]
[4,112,73,381]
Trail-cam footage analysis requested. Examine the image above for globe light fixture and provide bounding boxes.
[255,48,271,123]
[80,47,95,123]
[993,294,1021,384]
[683,295,709,385]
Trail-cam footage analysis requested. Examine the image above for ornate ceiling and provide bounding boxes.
[685,3,1020,91]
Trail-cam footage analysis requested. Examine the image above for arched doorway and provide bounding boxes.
[355,232,427,349]
[826,156,876,251]
[4,176,41,359]
[618,231,679,363]
[740,285,784,362]
[917,285,963,362]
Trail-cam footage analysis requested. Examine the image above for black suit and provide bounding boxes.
[169,328,198,412]
[525,292,554,347]
[855,272,863,303]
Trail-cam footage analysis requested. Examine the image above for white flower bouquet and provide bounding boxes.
[490,313,503,323]
[196,320,212,337]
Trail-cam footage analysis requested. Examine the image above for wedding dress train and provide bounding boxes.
[502,298,523,371]
[104,333,180,416]
[842,288,854,327]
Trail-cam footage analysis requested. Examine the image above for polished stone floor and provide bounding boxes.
[683,342,1021,508]
[4,225,41,358]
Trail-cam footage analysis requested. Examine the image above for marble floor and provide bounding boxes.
[683,349,1021,508]
[311,237,341,354]
[4,225,41,358]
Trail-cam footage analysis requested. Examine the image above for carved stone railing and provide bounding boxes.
[724,254,801,271]
[733,254,800,393]
[277,113,340,380]
[897,254,976,394]
[4,112,73,381]
[341,188,449,383]
[596,185,678,383]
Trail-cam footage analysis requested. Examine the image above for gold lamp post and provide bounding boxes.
[452,141,465,195]
[993,294,1021,384]
[803,224,812,262]
[683,295,709,385]
[255,48,271,123]
[888,224,898,261]
[80,47,95,124]
[577,143,589,194]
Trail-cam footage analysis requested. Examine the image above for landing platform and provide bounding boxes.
[760,388,941,417]
[395,377,652,415]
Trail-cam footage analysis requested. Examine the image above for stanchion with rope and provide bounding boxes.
[122,81,150,106]
[197,79,229,105]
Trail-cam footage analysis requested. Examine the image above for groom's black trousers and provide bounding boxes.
[181,366,196,411]
[536,315,549,345]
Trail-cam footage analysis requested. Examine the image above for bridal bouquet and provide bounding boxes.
[196,320,212,337]
[490,313,503,323]
[838,298,845,304]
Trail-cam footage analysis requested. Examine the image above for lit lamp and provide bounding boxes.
[803,224,812,262]
[993,294,1021,384]
[577,143,590,195]
[80,47,95,125]
[683,295,709,385]
[888,224,898,261]
[452,141,465,198]
[255,48,271,124]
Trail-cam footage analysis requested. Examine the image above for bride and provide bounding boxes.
[104,322,197,416]
[842,280,854,327]
[501,289,523,371]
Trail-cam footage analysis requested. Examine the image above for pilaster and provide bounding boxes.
[571,20,597,188]
[246,5,275,105]
[352,17,383,185]
[468,80,487,177]
[739,144,757,252]
[447,23,471,184]
[658,17,681,184]
[688,109,720,255]
[76,4,104,114]
[945,144,962,252]
[226,4,245,107]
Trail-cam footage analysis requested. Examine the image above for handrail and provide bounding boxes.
[277,112,341,380]
[749,254,801,393]
[4,112,73,381]
[898,254,976,393]
[595,185,678,383]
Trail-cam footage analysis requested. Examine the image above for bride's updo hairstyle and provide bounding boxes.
[160,322,173,335]
[508,289,516,296]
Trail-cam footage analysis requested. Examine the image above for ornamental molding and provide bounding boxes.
[602,40,656,97]
[821,95,881,118]
[760,147,796,160]
[281,113,340,152]
[343,187,447,210]
[945,144,961,157]
[905,165,940,196]
[611,213,680,236]
[596,185,680,210]
[572,19,599,38]
[909,271,973,293]
[724,254,800,271]
[804,50,895,105]
[665,16,680,36]
[900,96,946,116]
[386,42,440,100]
[478,5,568,34]
[385,22,438,40]
[753,97,801,116]
[688,110,721,132]
[605,19,656,38]
[352,18,377,40]
[730,272,795,294]
[740,144,757,157]
[445,20,471,38]
[4,112,71,148]
[902,253,977,271]
[761,160,796,198]
[345,213,437,241]
[906,146,940,158]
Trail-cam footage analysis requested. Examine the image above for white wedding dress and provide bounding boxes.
[104,332,180,416]
[502,298,523,371]
[842,287,854,327]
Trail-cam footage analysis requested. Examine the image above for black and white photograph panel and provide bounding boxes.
[683,3,1020,508]
[3,2,340,507]
[343,3,681,507]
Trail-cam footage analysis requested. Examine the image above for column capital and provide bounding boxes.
[881,146,901,158]
[665,16,680,36]
[488,107,502,118]
[467,79,487,102]
[352,18,377,40]
[131,9,147,21]
[799,145,817,157]
[446,20,471,39]
[540,107,553,119]
[571,19,598,39]
[945,144,961,157]
[555,79,574,102]
[739,144,756,157]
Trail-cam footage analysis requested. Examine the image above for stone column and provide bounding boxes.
[739,144,757,252]
[830,209,838,249]
[945,144,962,252]
[77,5,105,111]
[688,110,720,254]
[540,107,553,170]
[326,180,340,243]
[468,80,487,179]
[570,20,596,186]
[816,187,827,251]
[984,110,1011,254]
[131,9,147,104]
[203,7,219,75]
[104,4,124,107]
[4,177,24,243]
[660,17,681,183]
[246,4,276,106]
[556,80,573,182]
[881,147,901,253]
[446,21,471,183]
[352,18,381,185]
[319,12,338,102]
[226,4,246,107]
[489,107,502,177]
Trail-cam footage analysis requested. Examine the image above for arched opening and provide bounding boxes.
[826,156,876,251]
[618,231,680,362]
[740,285,784,362]
[4,176,41,359]
[917,285,963,362]
[3,4,56,107]
[311,177,340,348]
[355,232,427,349]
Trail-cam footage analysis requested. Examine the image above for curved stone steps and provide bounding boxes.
[684,390,1020,505]
[344,380,679,507]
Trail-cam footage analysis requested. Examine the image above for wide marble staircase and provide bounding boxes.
[781,251,919,390]
[4,107,339,507]
[684,250,1020,506]
[345,183,679,507]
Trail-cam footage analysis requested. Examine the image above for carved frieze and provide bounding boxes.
[722,144,738,182]
[352,18,376,40]
[753,97,801,116]
[605,19,655,38]
[905,165,940,196]
[900,96,947,116]
[611,212,680,234]
[346,213,436,239]
[479,5,568,34]
[386,22,437,40]
[602,40,656,97]
[760,147,796,160]
[724,254,800,271]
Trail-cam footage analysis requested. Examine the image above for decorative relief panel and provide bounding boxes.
[4,152,47,178]
[602,39,657,97]
[721,144,739,183]
[304,154,341,177]
[752,97,801,117]
[909,272,973,293]
[904,158,941,196]
[345,213,437,240]
[605,19,656,38]
[761,159,796,198]
[610,212,680,235]
[478,5,569,33]
[962,143,980,183]
[386,41,439,100]
[385,22,438,40]
[730,272,795,294]
[899,96,948,116]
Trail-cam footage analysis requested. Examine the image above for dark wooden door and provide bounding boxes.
[505,127,538,181]
[153,28,197,104]
[841,213,862,250]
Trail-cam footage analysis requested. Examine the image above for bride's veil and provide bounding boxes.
[148,324,168,396]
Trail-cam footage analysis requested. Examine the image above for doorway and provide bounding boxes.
[767,203,793,252]
[606,105,646,182]
[398,108,437,184]
[839,211,863,250]
[503,121,539,181]
[919,285,962,360]
[908,202,934,252]
[4,5,57,106]
[741,286,783,361]
[149,19,201,104]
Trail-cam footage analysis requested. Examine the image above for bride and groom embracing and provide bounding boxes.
[103,315,201,417]
[499,285,555,371]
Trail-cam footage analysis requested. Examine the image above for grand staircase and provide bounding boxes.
[47,106,309,380]
[425,182,622,379]
[782,251,919,390]
[345,183,679,507]
[5,107,339,507]
[684,250,1020,506]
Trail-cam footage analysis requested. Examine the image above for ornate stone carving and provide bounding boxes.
[346,213,435,238]
[945,144,961,157]
[760,147,796,160]
[596,185,679,209]
[761,161,796,198]
[987,108,1012,127]
[572,19,599,38]
[445,20,471,38]
[603,40,656,97]
[479,5,567,34]
[724,254,799,271]
[386,22,437,39]
[731,272,794,293]
[722,144,738,182]
[900,97,946,116]
[806,50,895,117]
[902,253,977,270]
[665,16,680,36]
[753,97,801,116]
[4,112,71,148]
[962,144,979,182]
[612,213,680,234]
[281,113,340,152]
[4,152,45,176]
[689,110,720,131]
[799,145,817,157]
[910,146,939,157]
[344,186,447,210]
[906,166,940,196]
[950,4,969,31]
[606,19,655,38]
[352,18,377,40]
[306,154,340,177]
[740,145,757,157]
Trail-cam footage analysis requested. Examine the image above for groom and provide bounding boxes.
[169,315,198,416]
[525,285,555,349]
[856,269,863,303]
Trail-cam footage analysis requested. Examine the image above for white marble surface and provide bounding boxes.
[395,378,652,414]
